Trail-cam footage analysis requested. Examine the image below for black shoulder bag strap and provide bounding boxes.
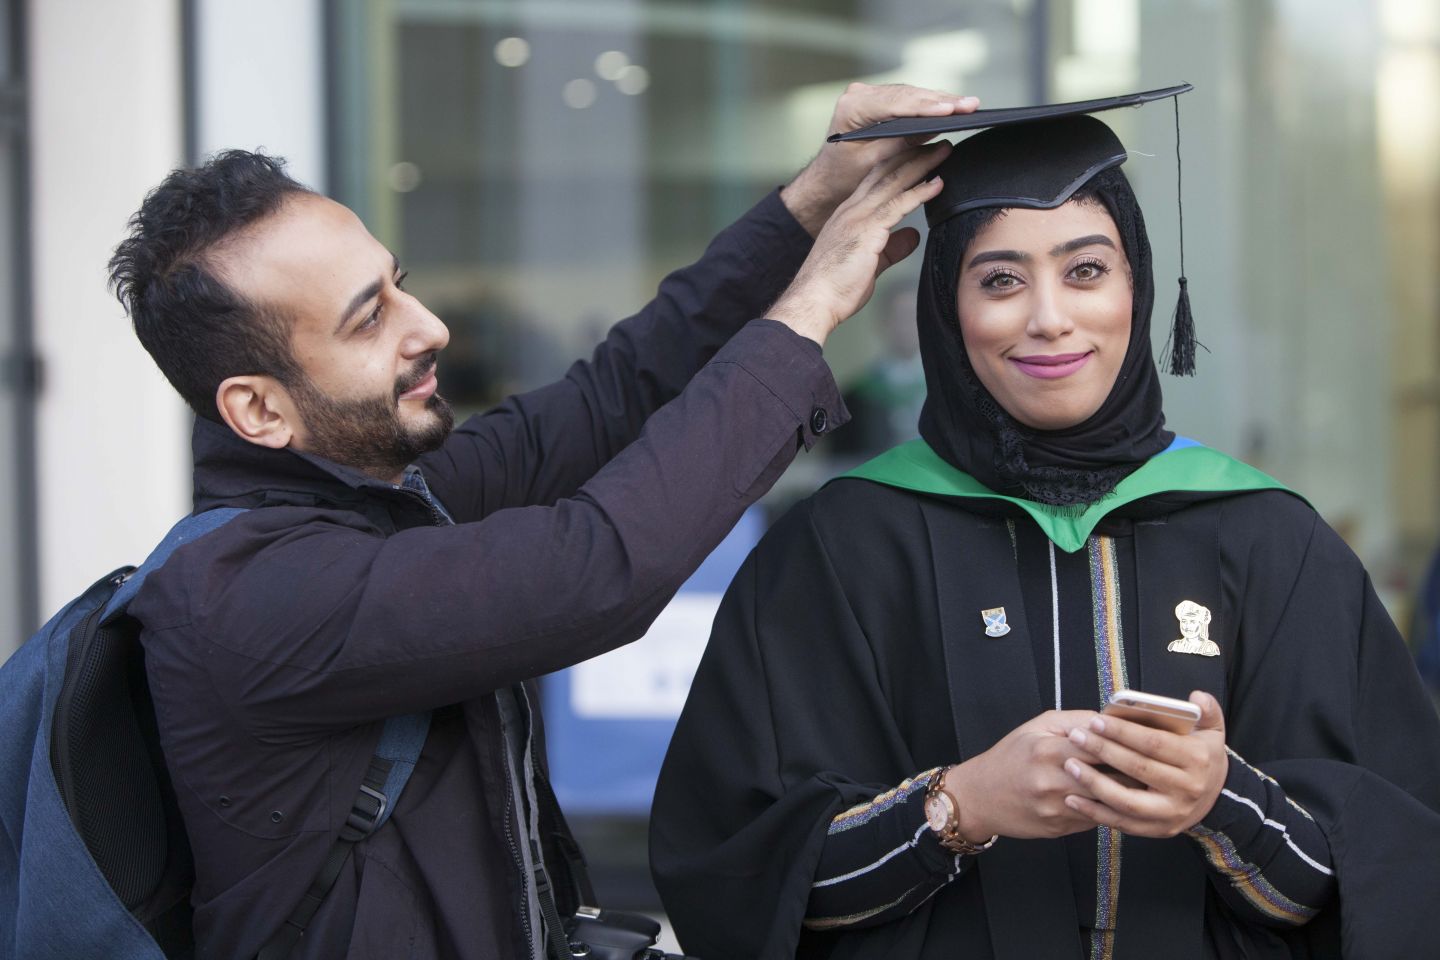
[529,757,597,960]
[255,712,431,960]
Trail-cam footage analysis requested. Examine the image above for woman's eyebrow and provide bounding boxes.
[1049,234,1116,257]
[966,249,1029,269]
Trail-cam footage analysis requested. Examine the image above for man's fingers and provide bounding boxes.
[830,83,978,136]
[876,228,921,275]
[854,142,951,205]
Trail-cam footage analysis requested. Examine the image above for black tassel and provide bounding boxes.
[1163,276,1197,376]
[1162,95,1202,376]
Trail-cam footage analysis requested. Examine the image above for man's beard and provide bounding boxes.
[290,355,456,479]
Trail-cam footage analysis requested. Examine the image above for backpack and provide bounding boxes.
[0,510,429,960]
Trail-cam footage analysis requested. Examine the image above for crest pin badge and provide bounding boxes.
[981,607,1011,638]
[1166,600,1219,657]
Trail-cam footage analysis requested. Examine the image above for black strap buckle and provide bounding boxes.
[341,783,387,841]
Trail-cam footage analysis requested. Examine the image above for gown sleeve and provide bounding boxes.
[804,769,968,932]
[1218,496,1440,958]
[1185,748,1335,927]
[649,497,950,960]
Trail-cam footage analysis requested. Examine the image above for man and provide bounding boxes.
[110,84,972,958]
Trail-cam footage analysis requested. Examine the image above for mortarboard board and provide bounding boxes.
[829,83,1201,375]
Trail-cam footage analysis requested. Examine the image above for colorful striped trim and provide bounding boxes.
[828,769,937,835]
[1227,746,1318,822]
[1188,825,1320,925]
[813,824,929,888]
[1089,926,1116,960]
[1089,536,1128,701]
[802,882,928,930]
[1088,536,1128,960]
[1212,789,1333,876]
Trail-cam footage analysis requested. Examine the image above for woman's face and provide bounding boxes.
[956,200,1132,431]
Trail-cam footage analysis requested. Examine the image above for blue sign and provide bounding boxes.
[541,507,763,814]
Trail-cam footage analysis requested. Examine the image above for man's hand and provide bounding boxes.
[942,710,1106,843]
[1060,691,1229,838]
[782,82,978,237]
[767,142,950,346]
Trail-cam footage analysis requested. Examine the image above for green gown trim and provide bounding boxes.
[840,438,1298,553]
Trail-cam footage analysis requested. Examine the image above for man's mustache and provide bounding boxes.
[394,352,439,399]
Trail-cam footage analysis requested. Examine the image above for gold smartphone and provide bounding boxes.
[1102,689,1201,735]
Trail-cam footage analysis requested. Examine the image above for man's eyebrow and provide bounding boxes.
[334,254,403,335]
[1049,234,1116,257]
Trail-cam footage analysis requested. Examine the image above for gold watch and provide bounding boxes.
[924,765,998,855]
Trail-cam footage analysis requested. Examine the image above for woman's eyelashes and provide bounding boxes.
[979,266,1024,291]
[977,256,1113,293]
[1068,256,1111,283]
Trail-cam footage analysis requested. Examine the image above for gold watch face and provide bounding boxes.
[924,792,952,833]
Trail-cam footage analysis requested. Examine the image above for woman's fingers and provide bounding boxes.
[1061,758,1179,835]
[1076,714,1201,769]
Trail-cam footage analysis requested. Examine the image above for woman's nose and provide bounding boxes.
[1025,287,1074,340]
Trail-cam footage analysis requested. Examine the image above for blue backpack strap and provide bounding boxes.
[257,712,430,960]
[372,712,430,831]
[104,507,250,619]
[94,506,433,960]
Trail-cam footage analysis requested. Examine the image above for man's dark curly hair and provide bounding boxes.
[109,149,314,421]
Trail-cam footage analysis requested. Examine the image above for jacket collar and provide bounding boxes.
[190,416,423,520]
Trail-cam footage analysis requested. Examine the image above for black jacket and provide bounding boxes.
[132,191,843,959]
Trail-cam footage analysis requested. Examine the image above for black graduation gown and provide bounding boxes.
[650,476,1440,960]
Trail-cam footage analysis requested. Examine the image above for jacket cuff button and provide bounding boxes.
[809,407,828,435]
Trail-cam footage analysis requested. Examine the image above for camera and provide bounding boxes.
[563,906,698,959]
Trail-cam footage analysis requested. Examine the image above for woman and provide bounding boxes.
[649,104,1440,960]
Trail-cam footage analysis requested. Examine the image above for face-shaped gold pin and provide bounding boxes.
[1167,600,1218,656]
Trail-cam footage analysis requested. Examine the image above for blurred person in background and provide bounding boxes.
[106,83,975,960]
[829,280,928,460]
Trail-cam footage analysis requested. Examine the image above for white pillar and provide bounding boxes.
[28,0,190,620]
[194,0,327,191]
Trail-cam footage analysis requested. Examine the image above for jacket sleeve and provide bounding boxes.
[417,189,816,522]
[158,320,845,737]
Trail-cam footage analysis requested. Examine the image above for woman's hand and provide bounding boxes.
[1060,691,1228,837]
[944,710,1106,842]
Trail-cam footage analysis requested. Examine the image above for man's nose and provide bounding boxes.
[400,298,450,357]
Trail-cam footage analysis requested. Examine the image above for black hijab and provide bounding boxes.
[915,165,1174,506]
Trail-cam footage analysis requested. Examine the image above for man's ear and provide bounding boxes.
[215,375,299,449]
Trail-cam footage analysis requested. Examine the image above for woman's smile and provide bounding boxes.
[957,201,1132,430]
[1009,351,1093,379]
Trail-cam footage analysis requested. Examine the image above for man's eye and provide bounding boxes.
[395,270,409,292]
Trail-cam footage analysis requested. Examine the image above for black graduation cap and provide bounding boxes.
[828,83,1200,376]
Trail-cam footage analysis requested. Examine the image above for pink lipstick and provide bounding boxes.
[1009,351,1092,380]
